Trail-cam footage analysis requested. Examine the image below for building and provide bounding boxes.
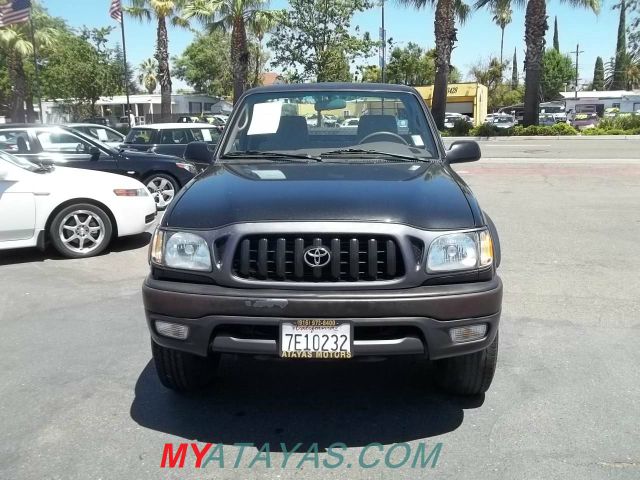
[41,93,226,124]
[415,83,488,125]
[560,90,640,115]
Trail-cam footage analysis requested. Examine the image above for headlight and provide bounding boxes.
[426,229,493,272]
[176,162,197,174]
[113,188,147,196]
[149,229,211,271]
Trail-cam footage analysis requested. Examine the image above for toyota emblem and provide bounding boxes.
[304,246,331,268]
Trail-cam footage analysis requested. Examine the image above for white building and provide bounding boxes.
[560,90,640,115]
[41,93,231,124]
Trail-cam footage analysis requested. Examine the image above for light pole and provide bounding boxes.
[380,0,386,83]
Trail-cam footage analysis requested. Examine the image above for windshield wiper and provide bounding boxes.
[221,150,322,162]
[319,148,430,162]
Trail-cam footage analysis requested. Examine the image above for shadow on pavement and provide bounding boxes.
[131,355,483,450]
[0,232,151,266]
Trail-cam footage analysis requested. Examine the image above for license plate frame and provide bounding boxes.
[279,320,353,359]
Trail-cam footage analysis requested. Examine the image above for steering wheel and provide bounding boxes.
[358,131,409,145]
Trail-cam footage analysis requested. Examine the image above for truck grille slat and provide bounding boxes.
[232,234,404,282]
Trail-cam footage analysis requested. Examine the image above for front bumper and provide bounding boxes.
[142,276,502,360]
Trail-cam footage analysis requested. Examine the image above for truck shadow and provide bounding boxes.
[130,355,483,450]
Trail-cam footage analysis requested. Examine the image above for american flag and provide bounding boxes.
[0,0,31,27]
[109,0,122,23]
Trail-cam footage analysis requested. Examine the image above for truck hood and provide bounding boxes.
[165,162,475,230]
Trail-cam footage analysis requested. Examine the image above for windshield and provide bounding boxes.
[220,89,438,160]
[0,149,40,172]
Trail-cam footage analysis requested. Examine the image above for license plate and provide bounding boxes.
[280,320,352,359]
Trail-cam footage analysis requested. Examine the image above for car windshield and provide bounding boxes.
[0,149,40,172]
[220,89,438,161]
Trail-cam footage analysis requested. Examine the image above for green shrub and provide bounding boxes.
[450,118,471,136]
[550,122,578,135]
[603,129,626,135]
[598,114,640,131]
[581,128,606,135]
[439,130,451,137]
[469,123,502,137]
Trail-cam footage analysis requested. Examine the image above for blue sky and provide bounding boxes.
[42,0,620,90]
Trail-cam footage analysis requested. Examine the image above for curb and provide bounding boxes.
[445,135,640,141]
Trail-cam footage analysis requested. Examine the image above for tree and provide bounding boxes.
[490,84,524,110]
[491,0,512,65]
[469,57,506,92]
[173,30,233,96]
[247,10,279,87]
[126,0,188,121]
[511,47,518,88]
[138,58,158,93]
[358,65,381,82]
[629,0,639,53]
[592,56,604,90]
[0,17,56,122]
[41,32,121,118]
[605,50,640,89]
[540,48,574,101]
[476,0,599,126]
[183,0,275,102]
[612,0,628,89]
[399,0,470,130]
[552,16,559,51]
[267,0,376,84]
[386,42,434,85]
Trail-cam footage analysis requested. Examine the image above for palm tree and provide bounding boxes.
[126,0,189,120]
[491,0,512,66]
[477,0,599,125]
[0,25,55,122]
[182,0,276,102]
[247,10,279,87]
[398,0,470,130]
[138,58,158,94]
[605,50,640,89]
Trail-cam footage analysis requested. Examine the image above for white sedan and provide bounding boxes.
[0,150,157,258]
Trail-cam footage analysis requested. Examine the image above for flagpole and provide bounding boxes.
[119,10,131,126]
[28,9,43,123]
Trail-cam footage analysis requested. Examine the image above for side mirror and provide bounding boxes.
[184,141,213,164]
[89,146,101,160]
[446,140,481,164]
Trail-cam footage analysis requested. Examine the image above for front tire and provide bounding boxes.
[152,340,219,392]
[435,332,499,396]
[49,203,113,258]
[144,173,178,210]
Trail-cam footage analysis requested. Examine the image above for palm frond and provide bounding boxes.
[455,0,472,23]
[395,0,434,8]
[559,0,600,14]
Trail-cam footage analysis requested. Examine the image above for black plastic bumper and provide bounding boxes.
[142,276,502,360]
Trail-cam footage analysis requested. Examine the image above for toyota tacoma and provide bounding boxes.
[143,83,502,396]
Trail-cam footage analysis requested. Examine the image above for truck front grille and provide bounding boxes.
[232,234,404,282]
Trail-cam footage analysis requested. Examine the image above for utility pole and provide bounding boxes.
[380,0,386,83]
[570,44,584,99]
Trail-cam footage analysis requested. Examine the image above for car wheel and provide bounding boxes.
[434,331,499,396]
[152,340,219,392]
[144,174,178,210]
[49,203,113,259]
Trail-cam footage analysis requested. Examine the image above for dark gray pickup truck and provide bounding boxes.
[143,83,502,396]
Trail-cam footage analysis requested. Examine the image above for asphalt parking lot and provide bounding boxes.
[1,137,639,480]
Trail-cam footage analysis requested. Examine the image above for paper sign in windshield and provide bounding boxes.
[201,129,212,142]
[248,102,283,135]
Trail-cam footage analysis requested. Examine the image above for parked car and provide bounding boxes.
[143,82,502,396]
[0,149,156,258]
[122,123,221,157]
[0,124,205,209]
[66,123,125,149]
[571,113,599,130]
[443,113,472,129]
[491,114,517,129]
[177,116,200,124]
[81,116,114,127]
[340,117,360,128]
